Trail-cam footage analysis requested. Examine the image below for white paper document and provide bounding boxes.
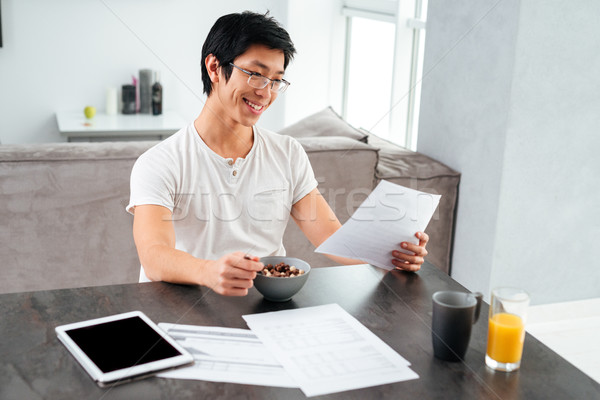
[243,304,418,397]
[316,180,441,270]
[157,323,298,388]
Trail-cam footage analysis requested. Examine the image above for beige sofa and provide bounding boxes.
[0,108,459,294]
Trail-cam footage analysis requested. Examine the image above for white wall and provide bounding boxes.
[284,0,346,125]
[0,0,288,144]
[490,0,600,303]
[418,0,600,304]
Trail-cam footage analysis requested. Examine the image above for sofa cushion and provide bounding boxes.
[366,133,460,180]
[279,107,368,142]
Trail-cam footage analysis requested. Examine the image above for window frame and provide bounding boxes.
[341,0,427,150]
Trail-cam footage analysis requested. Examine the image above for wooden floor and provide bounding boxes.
[526,297,600,384]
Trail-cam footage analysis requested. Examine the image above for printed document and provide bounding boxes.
[243,303,418,397]
[157,323,297,388]
[316,180,441,270]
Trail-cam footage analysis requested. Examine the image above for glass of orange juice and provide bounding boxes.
[486,287,530,371]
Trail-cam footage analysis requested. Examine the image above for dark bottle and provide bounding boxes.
[122,84,136,114]
[152,71,163,116]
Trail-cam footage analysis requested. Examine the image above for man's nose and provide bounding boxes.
[254,84,272,98]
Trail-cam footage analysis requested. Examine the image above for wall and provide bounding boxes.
[0,0,288,144]
[490,0,600,303]
[418,0,600,304]
[284,0,345,125]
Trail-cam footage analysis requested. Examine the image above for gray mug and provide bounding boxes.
[432,291,483,361]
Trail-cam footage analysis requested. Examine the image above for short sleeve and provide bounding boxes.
[126,151,176,215]
[290,138,318,204]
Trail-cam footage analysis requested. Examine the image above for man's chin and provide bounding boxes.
[239,113,262,127]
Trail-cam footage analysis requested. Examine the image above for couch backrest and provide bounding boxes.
[0,138,379,294]
[0,142,156,293]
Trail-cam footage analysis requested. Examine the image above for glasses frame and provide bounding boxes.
[229,63,290,93]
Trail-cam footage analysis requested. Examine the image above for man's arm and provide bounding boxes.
[132,204,263,295]
[291,188,429,271]
[290,189,362,265]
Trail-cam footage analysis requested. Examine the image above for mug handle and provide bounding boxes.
[473,292,483,323]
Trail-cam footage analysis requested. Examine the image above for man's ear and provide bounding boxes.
[205,54,220,84]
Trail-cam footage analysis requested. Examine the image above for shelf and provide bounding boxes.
[56,111,187,142]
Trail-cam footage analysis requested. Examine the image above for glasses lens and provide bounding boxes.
[273,80,289,93]
[248,75,269,89]
[247,73,289,93]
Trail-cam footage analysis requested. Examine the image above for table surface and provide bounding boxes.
[55,111,186,137]
[1,263,598,399]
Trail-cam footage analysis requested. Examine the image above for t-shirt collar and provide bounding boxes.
[191,123,259,166]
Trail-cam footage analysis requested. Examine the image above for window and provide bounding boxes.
[344,17,396,139]
[341,0,428,150]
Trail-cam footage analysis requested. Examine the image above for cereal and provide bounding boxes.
[260,262,305,278]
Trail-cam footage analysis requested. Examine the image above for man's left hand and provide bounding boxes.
[391,232,429,272]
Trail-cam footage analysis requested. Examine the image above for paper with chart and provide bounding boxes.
[316,179,441,270]
[243,303,418,397]
[157,323,298,388]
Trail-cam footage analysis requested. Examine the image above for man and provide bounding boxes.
[127,11,429,296]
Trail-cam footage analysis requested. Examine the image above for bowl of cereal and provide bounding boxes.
[253,256,311,302]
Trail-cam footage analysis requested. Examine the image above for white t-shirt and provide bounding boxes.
[127,122,318,282]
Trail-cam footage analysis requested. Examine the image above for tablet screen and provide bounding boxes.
[65,316,182,373]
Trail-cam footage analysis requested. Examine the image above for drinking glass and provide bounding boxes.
[486,287,529,371]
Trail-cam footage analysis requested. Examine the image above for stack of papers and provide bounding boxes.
[158,324,296,387]
[160,304,418,397]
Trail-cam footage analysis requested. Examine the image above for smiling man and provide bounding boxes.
[127,11,429,296]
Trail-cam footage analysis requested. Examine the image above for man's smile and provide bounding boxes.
[244,98,266,113]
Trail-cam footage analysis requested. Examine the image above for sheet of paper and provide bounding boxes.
[157,323,298,388]
[316,179,441,270]
[243,304,418,397]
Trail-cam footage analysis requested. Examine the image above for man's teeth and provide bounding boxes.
[244,99,263,111]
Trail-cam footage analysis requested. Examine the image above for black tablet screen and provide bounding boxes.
[65,316,182,373]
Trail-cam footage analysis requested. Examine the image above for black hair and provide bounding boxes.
[201,11,296,96]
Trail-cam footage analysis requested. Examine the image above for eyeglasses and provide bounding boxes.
[229,63,290,93]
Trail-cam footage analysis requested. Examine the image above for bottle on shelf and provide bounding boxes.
[139,69,152,114]
[152,71,163,116]
[121,84,136,115]
[106,87,118,116]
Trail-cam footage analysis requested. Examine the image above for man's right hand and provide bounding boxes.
[202,252,264,296]
[133,205,264,295]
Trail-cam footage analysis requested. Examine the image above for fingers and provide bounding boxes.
[399,241,428,257]
[391,258,422,272]
[224,254,263,280]
[397,231,429,257]
[232,252,264,272]
[391,231,429,272]
[392,250,425,267]
[417,231,429,246]
[224,267,257,281]
[211,271,256,296]
[243,254,259,262]
[213,285,251,296]
[209,252,265,296]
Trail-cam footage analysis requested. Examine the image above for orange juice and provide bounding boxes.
[486,313,525,363]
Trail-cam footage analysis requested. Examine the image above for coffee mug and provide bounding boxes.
[432,290,483,361]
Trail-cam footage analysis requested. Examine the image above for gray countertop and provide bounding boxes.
[1,263,598,399]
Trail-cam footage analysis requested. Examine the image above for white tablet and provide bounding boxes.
[55,311,194,387]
